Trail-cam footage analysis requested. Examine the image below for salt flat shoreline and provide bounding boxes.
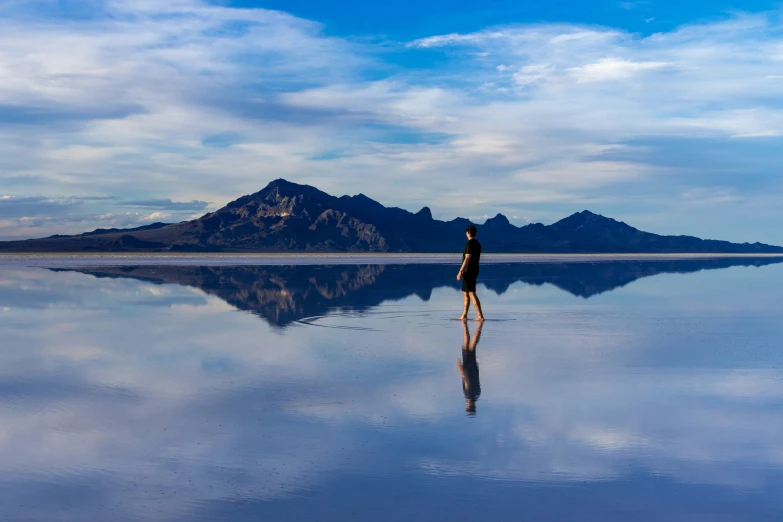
[2,252,782,268]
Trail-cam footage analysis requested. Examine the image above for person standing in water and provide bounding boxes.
[457,320,483,414]
[457,224,484,321]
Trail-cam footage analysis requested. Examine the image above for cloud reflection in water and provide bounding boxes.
[1,259,782,520]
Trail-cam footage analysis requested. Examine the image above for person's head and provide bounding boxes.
[466,225,477,239]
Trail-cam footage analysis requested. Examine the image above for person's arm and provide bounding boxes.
[457,254,471,280]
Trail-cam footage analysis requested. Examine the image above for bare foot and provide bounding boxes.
[474,316,485,322]
[458,315,467,321]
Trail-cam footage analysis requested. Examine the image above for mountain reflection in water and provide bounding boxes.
[55,257,783,328]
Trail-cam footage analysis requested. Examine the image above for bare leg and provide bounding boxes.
[458,292,470,320]
[469,292,484,321]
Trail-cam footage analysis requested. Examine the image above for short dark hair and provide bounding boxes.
[466,225,477,237]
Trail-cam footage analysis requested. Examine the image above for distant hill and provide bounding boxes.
[2,179,782,253]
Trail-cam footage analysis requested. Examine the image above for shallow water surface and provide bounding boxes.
[1,258,783,521]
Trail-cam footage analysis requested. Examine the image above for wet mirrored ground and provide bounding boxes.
[2,257,783,521]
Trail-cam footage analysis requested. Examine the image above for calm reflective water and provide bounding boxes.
[2,258,783,521]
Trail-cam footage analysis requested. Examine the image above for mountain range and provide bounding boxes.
[54,257,783,328]
[3,179,782,253]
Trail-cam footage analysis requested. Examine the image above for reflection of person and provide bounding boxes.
[457,224,484,321]
[457,320,483,414]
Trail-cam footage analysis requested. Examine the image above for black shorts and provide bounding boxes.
[462,273,478,293]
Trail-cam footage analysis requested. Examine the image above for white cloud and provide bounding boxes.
[141,211,171,221]
[512,63,555,85]
[0,4,782,242]
[407,32,489,48]
[568,57,672,82]
[681,187,743,204]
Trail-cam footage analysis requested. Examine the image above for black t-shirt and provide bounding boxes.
[462,238,482,276]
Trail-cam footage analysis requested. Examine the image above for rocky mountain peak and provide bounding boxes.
[484,213,511,227]
[415,206,433,220]
[552,210,616,231]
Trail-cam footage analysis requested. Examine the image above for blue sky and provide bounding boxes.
[0,0,782,243]
[239,0,782,38]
